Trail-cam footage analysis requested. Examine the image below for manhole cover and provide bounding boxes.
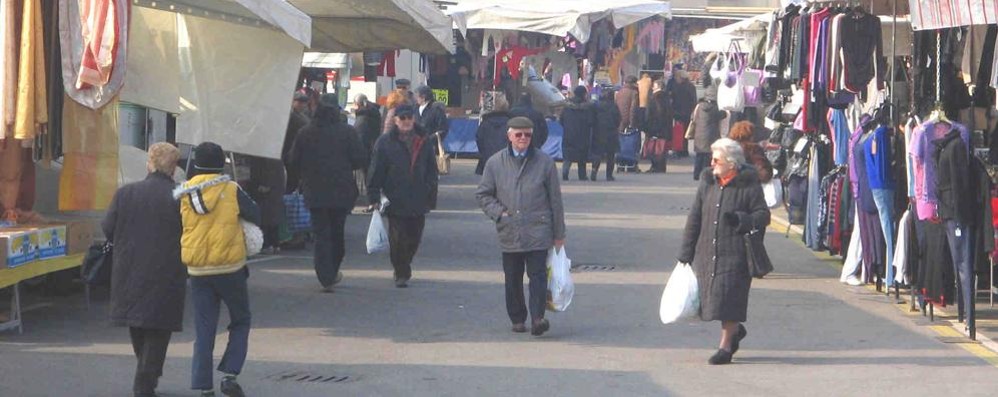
[265,371,353,384]
[571,263,617,272]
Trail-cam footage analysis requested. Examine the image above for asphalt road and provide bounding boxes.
[1,158,996,396]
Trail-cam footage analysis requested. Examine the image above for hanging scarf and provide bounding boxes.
[76,0,119,89]
[14,0,48,141]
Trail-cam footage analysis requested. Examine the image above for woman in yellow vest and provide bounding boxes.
[173,142,260,397]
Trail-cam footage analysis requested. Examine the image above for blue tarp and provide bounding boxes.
[443,117,564,160]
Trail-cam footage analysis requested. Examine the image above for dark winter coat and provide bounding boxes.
[288,120,367,209]
[678,166,770,322]
[245,157,286,226]
[670,80,698,123]
[354,103,383,158]
[475,111,513,175]
[692,100,727,153]
[509,96,549,149]
[416,100,450,139]
[282,110,310,192]
[102,172,186,332]
[593,98,622,156]
[476,146,566,253]
[741,142,774,184]
[368,126,439,217]
[559,99,597,162]
[646,90,673,138]
[933,130,974,224]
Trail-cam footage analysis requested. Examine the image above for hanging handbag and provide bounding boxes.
[744,229,773,278]
[717,47,746,113]
[435,132,451,175]
[80,241,113,286]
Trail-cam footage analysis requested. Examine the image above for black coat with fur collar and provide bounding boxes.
[678,166,771,322]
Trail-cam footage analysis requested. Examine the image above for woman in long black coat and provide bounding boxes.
[560,85,596,181]
[475,98,512,175]
[677,137,770,365]
[102,143,186,396]
[591,89,621,181]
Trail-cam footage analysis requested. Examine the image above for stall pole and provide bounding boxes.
[0,283,24,334]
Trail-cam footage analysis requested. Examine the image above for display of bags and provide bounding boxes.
[717,54,746,112]
[546,246,574,312]
[435,132,451,175]
[283,191,311,233]
[744,230,773,278]
[366,208,389,254]
[80,241,113,286]
[659,262,699,324]
[241,219,263,257]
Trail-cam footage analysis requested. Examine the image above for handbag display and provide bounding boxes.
[744,229,773,278]
[435,132,451,175]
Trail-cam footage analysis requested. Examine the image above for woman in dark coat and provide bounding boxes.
[353,94,383,163]
[677,137,770,365]
[102,143,186,397]
[591,89,622,181]
[475,96,512,175]
[244,156,286,253]
[560,85,596,181]
[645,80,673,172]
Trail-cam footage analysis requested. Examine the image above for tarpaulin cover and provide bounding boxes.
[443,118,564,160]
[909,0,998,30]
[446,0,671,43]
[290,0,455,54]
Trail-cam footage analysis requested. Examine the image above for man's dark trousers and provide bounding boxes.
[129,327,172,396]
[387,215,425,282]
[502,250,548,324]
[310,207,350,287]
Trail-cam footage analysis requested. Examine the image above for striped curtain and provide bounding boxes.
[910,0,998,30]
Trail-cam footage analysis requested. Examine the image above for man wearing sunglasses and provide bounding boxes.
[367,105,439,288]
[476,117,566,336]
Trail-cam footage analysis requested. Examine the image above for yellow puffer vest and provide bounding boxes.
[174,174,246,276]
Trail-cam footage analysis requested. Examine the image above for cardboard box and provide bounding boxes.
[0,229,39,268]
[65,220,100,255]
[36,225,67,260]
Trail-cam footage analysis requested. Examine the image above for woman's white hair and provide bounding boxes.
[710,138,746,166]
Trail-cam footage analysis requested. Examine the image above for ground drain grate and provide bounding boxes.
[265,371,353,384]
[571,263,617,272]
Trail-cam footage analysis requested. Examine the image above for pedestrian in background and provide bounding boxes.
[560,85,596,181]
[283,92,310,193]
[591,88,621,181]
[510,92,549,150]
[669,68,698,158]
[174,142,261,396]
[353,94,382,167]
[288,94,367,292]
[395,78,416,106]
[615,76,640,134]
[477,116,566,336]
[645,79,672,173]
[368,105,439,288]
[677,138,770,365]
[475,95,512,175]
[103,143,185,397]
[688,86,727,180]
[382,90,409,134]
[728,121,774,184]
[243,156,286,253]
[415,85,450,145]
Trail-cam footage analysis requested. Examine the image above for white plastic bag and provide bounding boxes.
[241,220,263,257]
[546,246,575,312]
[762,178,783,209]
[659,262,700,324]
[366,209,389,254]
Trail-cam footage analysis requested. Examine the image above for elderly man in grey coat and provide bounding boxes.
[476,116,566,336]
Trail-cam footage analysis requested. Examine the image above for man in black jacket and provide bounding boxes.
[367,105,439,288]
[509,93,549,149]
[288,94,367,292]
[415,86,450,144]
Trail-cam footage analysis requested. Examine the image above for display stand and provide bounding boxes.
[0,254,86,334]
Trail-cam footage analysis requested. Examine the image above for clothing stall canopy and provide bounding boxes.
[781,0,910,15]
[689,13,769,53]
[301,52,350,69]
[908,0,998,31]
[289,0,455,54]
[131,0,312,46]
[445,0,672,43]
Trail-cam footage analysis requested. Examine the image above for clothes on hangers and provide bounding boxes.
[910,120,970,221]
[636,19,664,55]
[493,47,544,87]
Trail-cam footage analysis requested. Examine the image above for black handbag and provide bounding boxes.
[744,230,773,278]
[80,241,113,286]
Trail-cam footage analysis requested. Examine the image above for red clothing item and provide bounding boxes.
[76,0,119,89]
[493,47,543,86]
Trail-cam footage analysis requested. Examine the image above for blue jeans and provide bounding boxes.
[190,268,251,390]
[871,189,895,286]
[945,221,975,324]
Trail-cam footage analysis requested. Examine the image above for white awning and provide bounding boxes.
[301,52,350,69]
[689,13,769,54]
[445,1,672,43]
[132,0,312,47]
[290,0,455,54]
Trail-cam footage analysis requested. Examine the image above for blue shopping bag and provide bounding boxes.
[283,192,311,233]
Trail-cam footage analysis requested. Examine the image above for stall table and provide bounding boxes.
[0,254,85,334]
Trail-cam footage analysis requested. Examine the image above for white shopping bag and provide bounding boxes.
[659,262,700,324]
[546,246,575,312]
[366,209,389,254]
[762,178,783,209]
